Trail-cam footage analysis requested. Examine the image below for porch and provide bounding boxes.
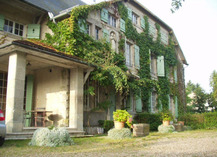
[0,40,94,136]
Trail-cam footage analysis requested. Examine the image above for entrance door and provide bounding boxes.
[109,94,116,120]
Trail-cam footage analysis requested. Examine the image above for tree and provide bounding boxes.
[210,70,217,99]
[186,81,207,113]
[171,0,185,13]
[209,70,217,111]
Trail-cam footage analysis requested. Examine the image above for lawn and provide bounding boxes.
[1,129,217,157]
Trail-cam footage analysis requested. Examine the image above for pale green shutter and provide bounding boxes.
[101,8,108,23]
[25,75,34,127]
[127,8,132,20]
[120,19,125,32]
[78,19,87,33]
[149,49,152,71]
[103,29,109,42]
[141,17,145,29]
[134,45,140,69]
[175,96,178,118]
[27,24,40,39]
[159,100,162,112]
[168,94,171,110]
[0,14,4,31]
[174,68,177,83]
[157,56,165,77]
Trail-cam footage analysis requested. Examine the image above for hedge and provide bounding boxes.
[134,113,162,131]
[179,111,217,130]
[98,120,114,133]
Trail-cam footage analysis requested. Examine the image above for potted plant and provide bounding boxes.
[177,115,185,126]
[161,111,173,126]
[113,110,132,129]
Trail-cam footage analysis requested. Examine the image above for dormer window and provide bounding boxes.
[4,19,23,36]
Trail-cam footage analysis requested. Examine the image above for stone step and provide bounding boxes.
[6,128,86,140]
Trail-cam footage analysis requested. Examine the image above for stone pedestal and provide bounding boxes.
[133,123,150,137]
[173,123,184,132]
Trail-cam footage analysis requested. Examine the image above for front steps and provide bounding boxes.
[6,127,86,140]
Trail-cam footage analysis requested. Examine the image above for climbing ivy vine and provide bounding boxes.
[39,0,182,113]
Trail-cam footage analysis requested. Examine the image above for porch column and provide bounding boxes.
[69,68,84,131]
[6,52,26,133]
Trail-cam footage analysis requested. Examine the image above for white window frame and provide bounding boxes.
[108,14,116,28]
[125,42,132,67]
[4,19,24,37]
[95,26,100,40]
[132,12,138,25]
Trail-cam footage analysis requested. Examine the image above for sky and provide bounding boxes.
[82,0,217,93]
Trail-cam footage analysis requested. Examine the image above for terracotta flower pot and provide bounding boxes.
[178,121,184,126]
[114,121,125,129]
[163,120,170,126]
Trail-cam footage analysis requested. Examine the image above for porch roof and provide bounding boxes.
[11,40,95,68]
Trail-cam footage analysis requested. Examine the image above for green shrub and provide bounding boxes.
[134,113,161,131]
[204,112,217,129]
[108,128,131,139]
[178,113,204,129]
[98,120,114,133]
[158,124,175,133]
[29,127,74,147]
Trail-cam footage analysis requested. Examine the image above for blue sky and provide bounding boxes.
[83,0,217,93]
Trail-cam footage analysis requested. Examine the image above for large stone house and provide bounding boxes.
[0,0,187,136]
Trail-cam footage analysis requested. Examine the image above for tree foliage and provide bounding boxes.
[186,81,207,113]
[171,0,185,13]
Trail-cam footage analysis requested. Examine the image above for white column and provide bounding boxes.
[6,52,26,133]
[69,68,84,131]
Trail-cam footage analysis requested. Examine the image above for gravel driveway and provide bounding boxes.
[70,130,217,157]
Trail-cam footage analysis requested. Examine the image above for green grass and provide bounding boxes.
[1,129,217,157]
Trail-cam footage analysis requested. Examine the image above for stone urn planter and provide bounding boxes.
[163,120,170,126]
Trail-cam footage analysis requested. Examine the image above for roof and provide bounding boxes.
[22,0,86,16]
[12,40,94,67]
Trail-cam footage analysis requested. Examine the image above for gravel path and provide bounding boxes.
[70,131,217,157]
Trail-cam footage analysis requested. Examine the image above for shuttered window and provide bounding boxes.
[134,45,140,69]
[120,19,125,32]
[101,8,108,23]
[149,22,156,38]
[0,14,4,31]
[127,8,132,20]
[161,29,169,45]
[125,42,132,67]
[103,29,109,42]
[141,17,145,29]
[27,24,40,39]
[157,56,165,77]
[168,94,171,110]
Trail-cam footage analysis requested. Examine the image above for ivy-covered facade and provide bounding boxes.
[0,0,187,135]
[50,0,187,127]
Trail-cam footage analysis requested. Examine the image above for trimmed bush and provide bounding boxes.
[134,113,161,131]
[204,112,217,129]
[158,125,175,133]
[179,113,204,129]
[29,127,74,147]
[108,128,131,139]
[98,120,114,133]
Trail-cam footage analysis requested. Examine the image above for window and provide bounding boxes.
[125,43,132,67]
[4,19,24,36]
[108,14,116,27]
[150,92,157,113]
[95,26,100,40]
[0,72,7,116]
[132,13,138,25]
[86,23,90,35]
